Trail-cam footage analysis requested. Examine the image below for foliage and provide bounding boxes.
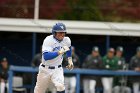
[0,0,140,22]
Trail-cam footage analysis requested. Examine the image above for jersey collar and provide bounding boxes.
[53,35,63,43]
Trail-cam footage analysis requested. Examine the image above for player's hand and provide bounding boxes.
[66,57,74,70]
[58,46,70,55]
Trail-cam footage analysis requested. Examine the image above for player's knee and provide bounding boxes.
[34,85,45,93]
[34,86,40,93]
[56,83,65,91]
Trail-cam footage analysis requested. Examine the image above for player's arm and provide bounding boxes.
[65,46,74,70]
[43,52,59,60]
[64,37,74,70]
[43,46,70,60]
[42,38,58,60]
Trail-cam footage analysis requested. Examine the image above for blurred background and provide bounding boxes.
[0,0,140,66]
[0,0,140,93]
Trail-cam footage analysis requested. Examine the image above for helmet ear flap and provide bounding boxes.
[52,32,56,36]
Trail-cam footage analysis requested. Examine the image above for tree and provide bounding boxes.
[0,0,34,18]
[0,0,140,22]
[99,0,140,22]
[57,0,104,21]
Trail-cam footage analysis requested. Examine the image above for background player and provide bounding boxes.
[102,48,117,93]
[113,46,131,93]
[0,57,9,93]
[34,23,74,93]
[82,46,103,93]
[129,46,140,93]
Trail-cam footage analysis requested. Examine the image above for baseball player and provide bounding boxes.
[34,23,74,93]
[102,48,117,93]
[129,46,140,93]
[0,57,9,93]
[113,46,131,93]
[82,46,103,93]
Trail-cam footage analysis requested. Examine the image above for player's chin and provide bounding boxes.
[57,38,63,41]
[60,36,64,40]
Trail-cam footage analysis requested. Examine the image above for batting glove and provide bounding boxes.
[58,46,70,55]
[66,57,74,70]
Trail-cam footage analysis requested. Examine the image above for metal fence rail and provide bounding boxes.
[8,65,140,93]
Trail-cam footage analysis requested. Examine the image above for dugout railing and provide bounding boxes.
[8,65,140,93]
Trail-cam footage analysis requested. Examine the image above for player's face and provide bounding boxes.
[92,51,99,57]
[116,51,123,57]
[1,61,8,69]
[137,51,140,57]
[108,51,114,58]
[72,48,75,55]
[55,32,66,41]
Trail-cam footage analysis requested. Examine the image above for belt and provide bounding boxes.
[41,64,62,69]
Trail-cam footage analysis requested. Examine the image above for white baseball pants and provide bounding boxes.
[34,64,65,93]
[102,77,113,93]
[83,79,96,93]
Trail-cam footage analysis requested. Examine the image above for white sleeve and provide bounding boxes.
[42,38,53,53]
[64,37,71,47]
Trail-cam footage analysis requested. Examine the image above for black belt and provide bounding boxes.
[41,64,62,69]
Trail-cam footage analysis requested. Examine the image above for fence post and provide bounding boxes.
[106,35,110,51]
[76,73,80,93]
[8,70,13,93]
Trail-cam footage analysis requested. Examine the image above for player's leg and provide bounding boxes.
[69,76,76,93]
[113,86,120,93]
[101,77,113,93]
[47,81,57,93]
[133,82,139,93]
[89,79,96,93]
[0,81,6,93]
[102,77,109,93]
[124,86,131,93]
[51,67,65,93]
[34,68,50,93]
[64,76,70,93]
[83,79,90,93]
[109,77,113,92]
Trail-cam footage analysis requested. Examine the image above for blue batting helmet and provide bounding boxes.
[52,23,66,35]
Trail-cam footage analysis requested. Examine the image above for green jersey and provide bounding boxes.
[114,56,126,70]
[102,55,118,70]
[113,56,127,86]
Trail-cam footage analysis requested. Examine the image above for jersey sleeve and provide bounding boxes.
[64,37,71,47]
[129,56,136,70]
[65,37,72,57]
[42,37,53,54]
